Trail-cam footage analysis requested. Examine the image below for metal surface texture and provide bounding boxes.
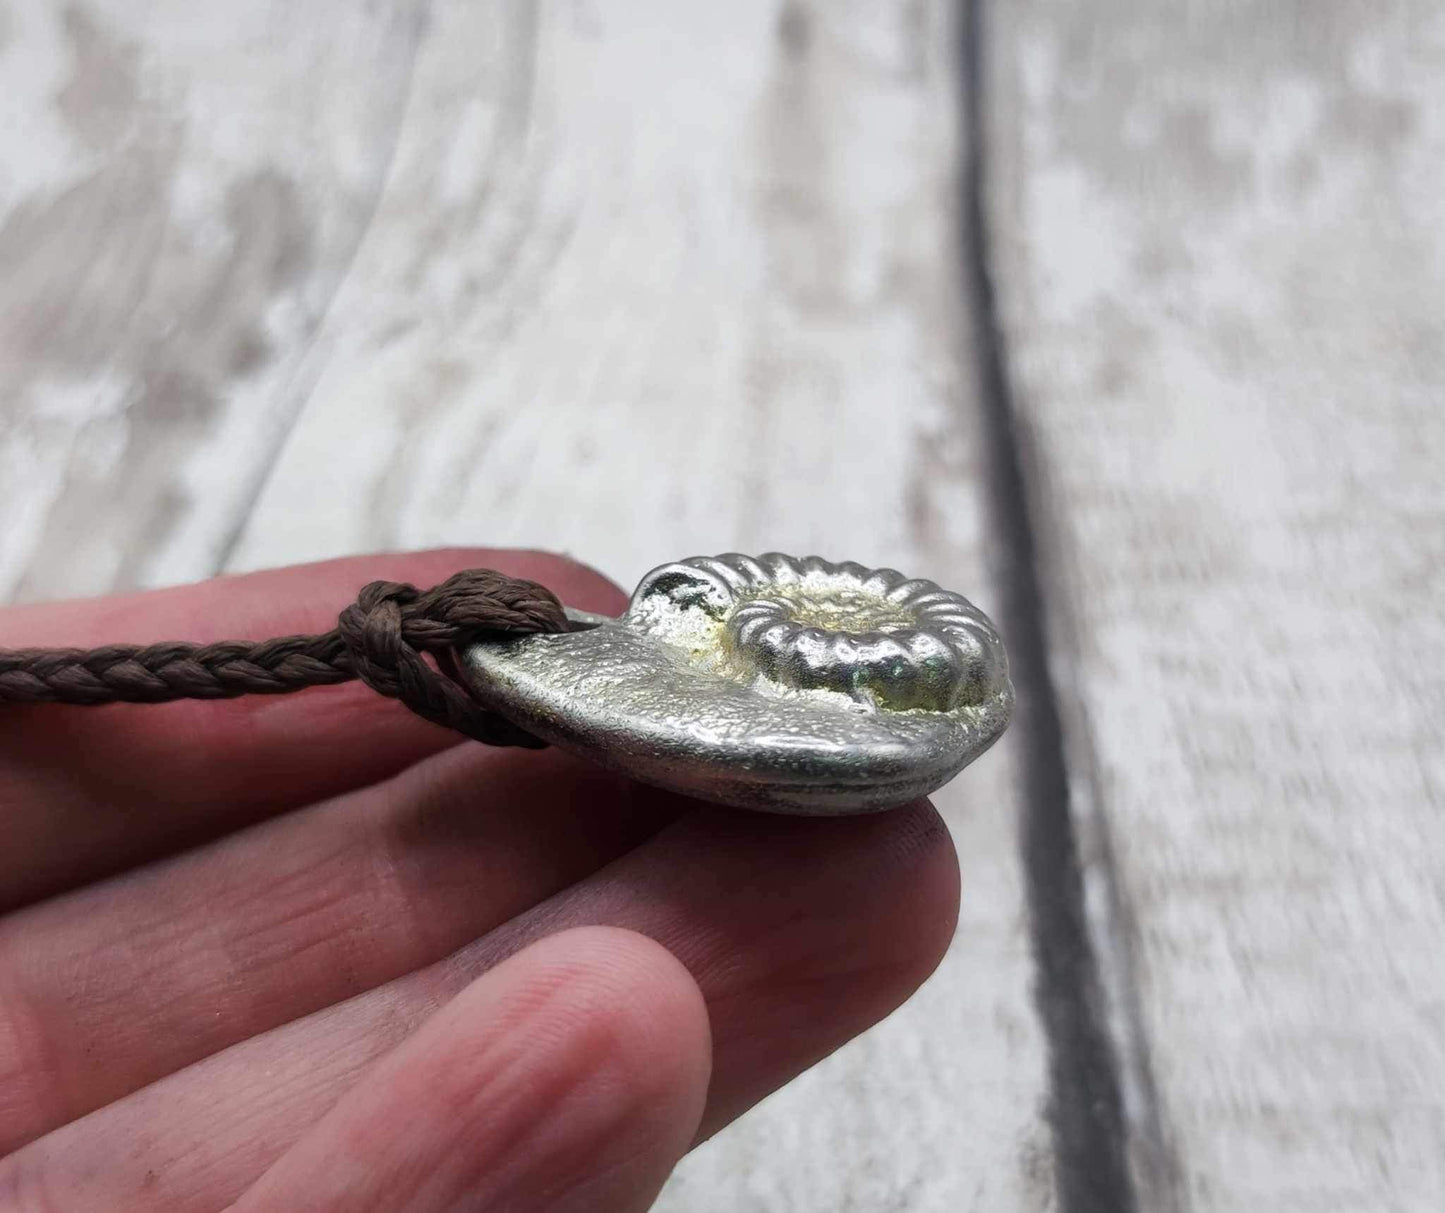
[461,554,1013,814]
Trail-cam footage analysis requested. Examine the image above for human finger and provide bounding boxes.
[227,927,710,1213]
[0,744,676,1152]
[0,548,624,908]
[0,801,959,1210]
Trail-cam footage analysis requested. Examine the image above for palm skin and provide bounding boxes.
[0,549,959,1212]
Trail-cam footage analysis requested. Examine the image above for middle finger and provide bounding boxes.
[0,743,678,1153]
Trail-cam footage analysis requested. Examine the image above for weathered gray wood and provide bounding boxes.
[986,2,1445,1209]
[2,1,1056,1207]
[0,0,430,602]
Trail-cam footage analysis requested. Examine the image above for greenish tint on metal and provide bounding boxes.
[461,554,1013,814]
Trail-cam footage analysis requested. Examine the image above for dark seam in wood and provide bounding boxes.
[1077,746,1188,1212]
[958,2,1139,1209]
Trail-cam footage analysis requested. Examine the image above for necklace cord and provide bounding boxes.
[0,568,569,748]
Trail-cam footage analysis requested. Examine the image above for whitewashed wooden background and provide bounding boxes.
[2,1,1442,1210]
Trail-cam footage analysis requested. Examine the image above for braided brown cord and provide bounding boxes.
[0,568,571,747]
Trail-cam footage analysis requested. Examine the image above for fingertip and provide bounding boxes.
[511,926,713,1159]
[606,798,962,1141]
[885,799,962,989]
[826,798,962,1021]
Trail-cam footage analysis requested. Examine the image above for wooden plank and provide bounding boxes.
[984,1,1445,1209]
[6,0,1059,1207]
[0,0,427,602]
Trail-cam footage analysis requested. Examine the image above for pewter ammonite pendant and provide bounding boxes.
[460,554,1012,814]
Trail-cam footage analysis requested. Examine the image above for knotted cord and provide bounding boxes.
[0,568,570,747]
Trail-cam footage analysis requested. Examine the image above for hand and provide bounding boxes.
[0,550,959,1212]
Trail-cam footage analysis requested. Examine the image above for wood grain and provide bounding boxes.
[0,0,429,602]
[2,1,1056,1208]
[985,1,1445,1209]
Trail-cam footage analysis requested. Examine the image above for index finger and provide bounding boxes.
[0,548,625,909]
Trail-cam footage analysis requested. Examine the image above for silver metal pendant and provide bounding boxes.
[460,554,1013,815]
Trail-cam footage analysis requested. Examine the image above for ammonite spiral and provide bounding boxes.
[461,553,1012,814]
[630,553,1008,713]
